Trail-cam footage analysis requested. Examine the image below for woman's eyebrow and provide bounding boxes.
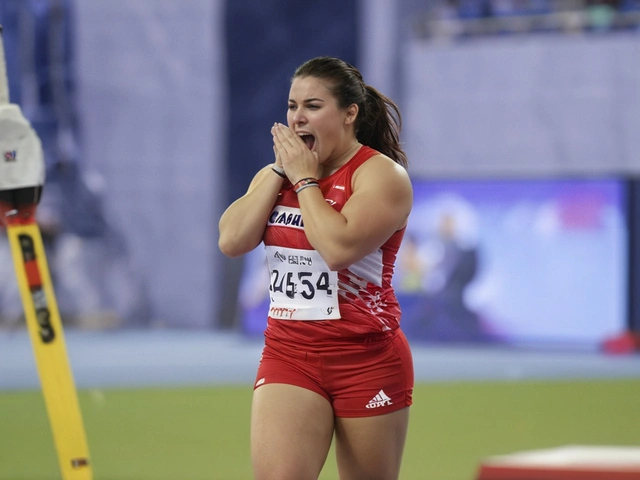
[288,98,326,104]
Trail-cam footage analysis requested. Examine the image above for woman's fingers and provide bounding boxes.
[273,123,305,149]
[272,125,303,163]
[271,128,287,157]
[272,145,282,167]
[271,123,318,181]
[272,123,316,179]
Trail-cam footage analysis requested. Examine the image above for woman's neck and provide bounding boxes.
[319,141,361,178]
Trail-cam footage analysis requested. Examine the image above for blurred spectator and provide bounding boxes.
[458,0,492,18]
[412,0,638,38]
[489,0,528,17]
[619,0,640,10]
[0,0,151,330]
[586,0,619,31]
[37,161,152,329]
[396,234,427,292]
[398,194,495,343]
[528,0,553,14]
[429,0,464,39]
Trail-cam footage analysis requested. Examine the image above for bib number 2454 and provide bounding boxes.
[269,270,333,300]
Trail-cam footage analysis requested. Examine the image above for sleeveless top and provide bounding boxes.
[262,146,406,348]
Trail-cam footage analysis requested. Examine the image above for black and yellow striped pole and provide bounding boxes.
[0,24,93,480]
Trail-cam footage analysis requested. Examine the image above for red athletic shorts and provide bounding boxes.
[254,330,414,418]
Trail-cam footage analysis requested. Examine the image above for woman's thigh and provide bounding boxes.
[334,407,410,480]
[251,383,335,480]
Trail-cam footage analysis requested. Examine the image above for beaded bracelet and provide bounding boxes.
[293,177,320,194]
[271,165,286,178]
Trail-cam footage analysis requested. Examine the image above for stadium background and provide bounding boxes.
[0,0,639,479]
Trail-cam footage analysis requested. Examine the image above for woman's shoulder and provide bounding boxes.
[357,150,410,183]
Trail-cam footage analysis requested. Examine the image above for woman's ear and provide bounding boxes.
[345,103,359,125]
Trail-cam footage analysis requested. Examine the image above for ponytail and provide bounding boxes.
[357,86,408,169]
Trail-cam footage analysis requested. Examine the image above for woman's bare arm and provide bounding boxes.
[218,165,284,257]
[296,155,412,271]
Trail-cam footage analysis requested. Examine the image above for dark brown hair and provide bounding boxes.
[293,56,408,168]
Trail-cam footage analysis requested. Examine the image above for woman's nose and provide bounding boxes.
[291,110,305,125]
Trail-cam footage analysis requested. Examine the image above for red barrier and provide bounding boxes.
[476,446,640,480]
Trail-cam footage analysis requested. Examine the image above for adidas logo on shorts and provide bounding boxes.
[366,389,393,409]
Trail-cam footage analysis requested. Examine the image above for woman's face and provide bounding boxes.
[287,75,354,163]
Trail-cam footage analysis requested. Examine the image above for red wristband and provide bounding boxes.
[293,177,319,194]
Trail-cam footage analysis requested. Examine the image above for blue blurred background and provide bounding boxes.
[1,0,639,352]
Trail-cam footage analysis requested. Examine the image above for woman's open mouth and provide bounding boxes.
[299,133,316,150]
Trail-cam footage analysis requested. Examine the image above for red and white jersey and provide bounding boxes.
[262,146,406,347]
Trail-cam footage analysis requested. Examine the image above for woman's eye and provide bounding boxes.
[288,104,319,111]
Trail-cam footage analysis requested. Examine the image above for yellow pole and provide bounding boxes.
[4,206,92,480]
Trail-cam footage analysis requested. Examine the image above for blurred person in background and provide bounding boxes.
[219,56,414,480]
[418,201,484,342]
[0,0,150,329]
[37,160,151,329]
[397,193,492,343]
[586,0,619,30]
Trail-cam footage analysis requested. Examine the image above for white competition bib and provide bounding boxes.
[265,245,340,320]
